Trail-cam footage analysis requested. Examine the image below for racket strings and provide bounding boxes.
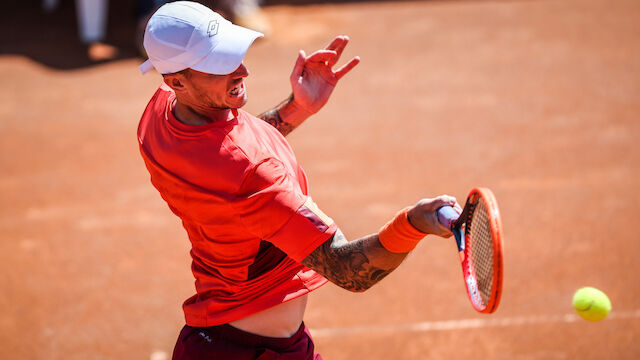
[469,198,494,305]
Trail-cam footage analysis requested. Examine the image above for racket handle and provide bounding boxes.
[437,206,459,230]
[437,205,465,259]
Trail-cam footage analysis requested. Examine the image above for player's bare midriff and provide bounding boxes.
[229,294,308,338]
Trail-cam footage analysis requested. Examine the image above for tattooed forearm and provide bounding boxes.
[302,229,408,292]
[258,109,295,136]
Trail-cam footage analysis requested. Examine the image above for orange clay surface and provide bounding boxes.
[1,0,639,359]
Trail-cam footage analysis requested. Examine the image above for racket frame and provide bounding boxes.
[451,188,504,314]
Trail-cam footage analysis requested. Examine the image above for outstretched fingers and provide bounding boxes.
[325,35,349,67]
[334,56,360,80]
[291,50,306,81]
[324,36,344,51]
[306,50,338,64]
[293,36,358,83]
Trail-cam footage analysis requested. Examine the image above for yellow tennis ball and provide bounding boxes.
[572,287,611,321]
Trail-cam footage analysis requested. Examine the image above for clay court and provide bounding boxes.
[1,0,639,359]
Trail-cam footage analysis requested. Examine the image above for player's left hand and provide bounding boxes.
[289,35,360,115]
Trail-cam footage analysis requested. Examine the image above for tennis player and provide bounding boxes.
[137,2,460,359]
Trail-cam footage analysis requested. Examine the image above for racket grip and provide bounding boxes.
[437,206,459,230]
[438,206,465,256]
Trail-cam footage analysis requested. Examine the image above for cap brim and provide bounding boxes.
[190,24,263,75]
[139,59,155,75]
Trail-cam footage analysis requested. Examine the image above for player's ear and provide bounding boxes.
[162,73,187,92]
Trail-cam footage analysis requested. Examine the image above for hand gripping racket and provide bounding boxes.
[437,188,504,314]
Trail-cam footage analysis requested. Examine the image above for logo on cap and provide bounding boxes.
[207,20,219,37]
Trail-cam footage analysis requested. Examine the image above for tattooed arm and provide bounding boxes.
[302,229,408,292]
[301,196,460,292]
[258,94,308,137]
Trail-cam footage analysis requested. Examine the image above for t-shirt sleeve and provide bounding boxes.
[233,158,337,262]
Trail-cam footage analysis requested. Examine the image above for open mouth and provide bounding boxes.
[229,82,245,97]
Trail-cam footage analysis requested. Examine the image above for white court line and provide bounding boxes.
[309,310,640,338]
[149,351,168,360]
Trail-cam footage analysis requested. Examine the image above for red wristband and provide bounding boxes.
[378,207,427,253]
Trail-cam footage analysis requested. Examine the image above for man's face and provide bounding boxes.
[179,64,250,110]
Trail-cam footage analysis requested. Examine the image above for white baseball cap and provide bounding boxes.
[139,1,263,75]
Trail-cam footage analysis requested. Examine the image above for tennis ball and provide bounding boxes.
[572,287,611,321]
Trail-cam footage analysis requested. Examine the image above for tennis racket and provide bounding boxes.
[437,188,504,314]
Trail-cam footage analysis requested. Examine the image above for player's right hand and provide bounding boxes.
[407,195,461,237]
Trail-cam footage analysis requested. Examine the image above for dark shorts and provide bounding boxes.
[171,322,322,360]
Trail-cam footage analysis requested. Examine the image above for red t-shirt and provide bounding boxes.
[137,85,336,326]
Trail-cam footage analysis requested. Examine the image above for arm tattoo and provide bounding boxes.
[258,109,295,136]
[302,229,407,292]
